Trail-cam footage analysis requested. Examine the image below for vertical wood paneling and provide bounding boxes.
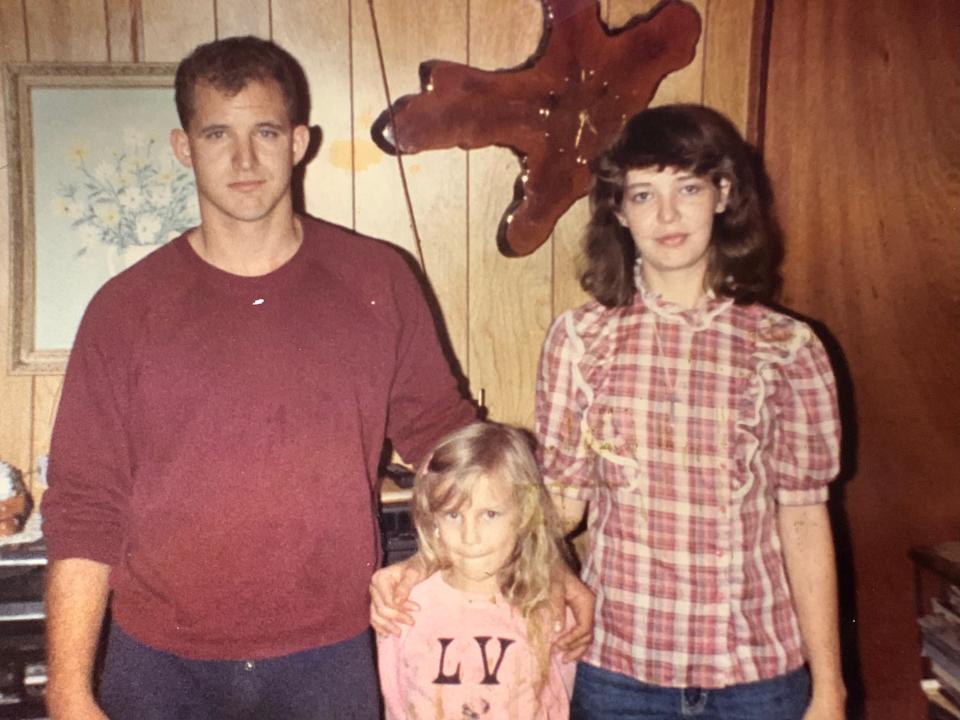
[141,0,215,61]
[702,0,763,137]
[215,0,270,39]
[468,0,551,426]
[272,0,353,228]
[351,1,470,371]
[765,1,960,717]
[0,3,28,60]
[105,0,141,61]
[551,196,590,317]
[0,2,34,491]
[24,0,108,61]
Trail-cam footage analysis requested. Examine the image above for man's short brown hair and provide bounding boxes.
[174,35,309,130]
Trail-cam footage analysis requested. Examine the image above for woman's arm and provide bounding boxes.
[551,492,587,536]
[778,503,846,720]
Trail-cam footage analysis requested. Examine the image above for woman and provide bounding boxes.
[537,104,846,720]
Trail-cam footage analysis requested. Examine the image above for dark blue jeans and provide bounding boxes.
[99,623,380,720]
[571,662,811,720]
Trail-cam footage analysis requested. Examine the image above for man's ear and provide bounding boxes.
[170,128,193,168]
[292,124,310,165]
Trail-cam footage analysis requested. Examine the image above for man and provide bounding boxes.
[42,36,483,719]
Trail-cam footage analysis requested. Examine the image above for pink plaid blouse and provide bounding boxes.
[536,284,840,689]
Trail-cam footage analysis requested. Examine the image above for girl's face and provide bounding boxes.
[435,472,521,594]
[616,166,729,291]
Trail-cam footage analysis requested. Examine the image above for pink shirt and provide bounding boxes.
[378,572,575,719]
[536,284,840,688]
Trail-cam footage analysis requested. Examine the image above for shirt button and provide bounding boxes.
[244,661,255,671]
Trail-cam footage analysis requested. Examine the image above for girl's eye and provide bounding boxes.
[445,511,459,520]
[485,510,500,519]
[680,183,703,195]
[629,191,652,203]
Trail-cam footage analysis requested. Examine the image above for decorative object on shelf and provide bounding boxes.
[0,462,31,537]
[370,0,701,257]
[4,62,198,374]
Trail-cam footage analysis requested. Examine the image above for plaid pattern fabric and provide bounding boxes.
[536,285,840,689]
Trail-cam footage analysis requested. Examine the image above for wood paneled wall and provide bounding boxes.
[1,0,763,495]
[764,1,960,717]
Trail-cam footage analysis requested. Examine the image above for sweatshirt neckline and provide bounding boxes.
[173,227,309,298]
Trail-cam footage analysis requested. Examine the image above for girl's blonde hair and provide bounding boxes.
[413,421,569,622]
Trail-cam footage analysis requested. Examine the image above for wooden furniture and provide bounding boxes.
[910,542,960,720]
[0,538,47,720]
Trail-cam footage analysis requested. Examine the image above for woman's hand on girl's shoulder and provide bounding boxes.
[550,564,595,661]
[369,553,427,636]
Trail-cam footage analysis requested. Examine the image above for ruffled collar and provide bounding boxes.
[633,262,733,330]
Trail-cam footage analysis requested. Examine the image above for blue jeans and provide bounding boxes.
[571,662,811,720]
[99,623,380,720]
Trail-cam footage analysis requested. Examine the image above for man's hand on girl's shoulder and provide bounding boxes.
[369,553,427,636]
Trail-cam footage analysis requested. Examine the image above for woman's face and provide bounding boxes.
[616,166,729,289]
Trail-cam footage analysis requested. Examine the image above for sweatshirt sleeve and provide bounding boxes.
[384,257,476,466]
[41,287,134,565]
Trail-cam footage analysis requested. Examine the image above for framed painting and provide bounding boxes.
[4,63,199,374]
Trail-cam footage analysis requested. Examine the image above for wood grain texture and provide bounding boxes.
[29,376,62,506]
[467,0,551,426]
[105,0,141,61]
[272,0,353,228]
[702,0,764,138]
[0,3,34,490]
[0,2,28,61]
[215,0,270,39]
[25,0,108,61]
[351,0,470,371]
[764,1,960,717]
[141,0,215,61]
[551,195,591,317]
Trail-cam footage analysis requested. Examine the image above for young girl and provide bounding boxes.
[537,104,846,719]
[377,421,576,719]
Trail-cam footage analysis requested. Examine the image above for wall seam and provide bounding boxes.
[20,0,30,61]
[348,0,356,231]
[465,0,471,384]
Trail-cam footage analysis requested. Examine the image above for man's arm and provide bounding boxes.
[369,553,427,636]
[778,503,846,720]
[44,558,111,720]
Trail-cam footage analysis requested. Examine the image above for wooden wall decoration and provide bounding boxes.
[371,0,701,256]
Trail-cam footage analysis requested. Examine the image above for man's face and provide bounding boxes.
[170,79,309,227]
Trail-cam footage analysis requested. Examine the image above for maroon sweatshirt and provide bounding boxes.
[42,216,476,659]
